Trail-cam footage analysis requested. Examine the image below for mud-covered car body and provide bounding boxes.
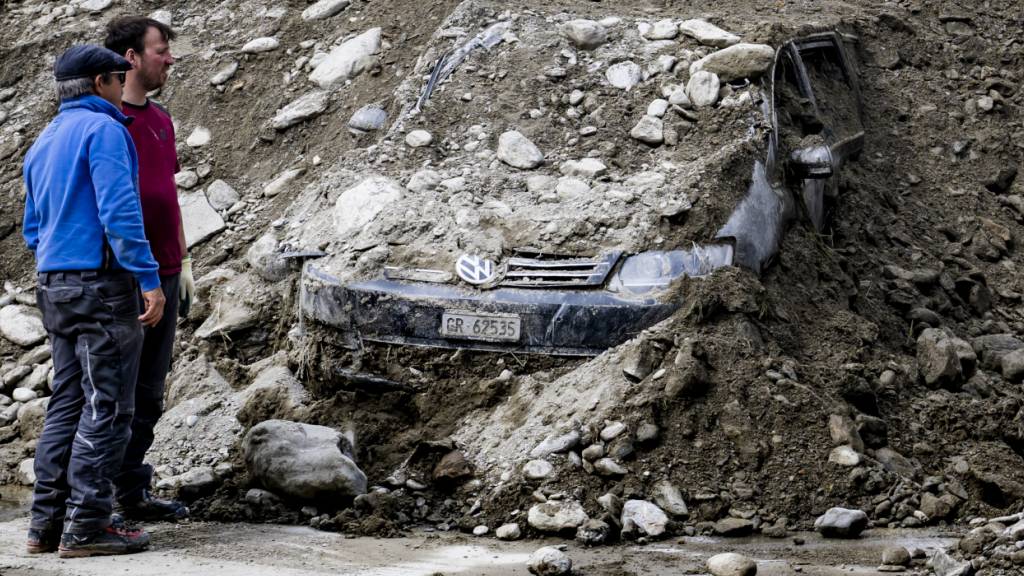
[302,31,864,355]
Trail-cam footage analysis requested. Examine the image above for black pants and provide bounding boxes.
[30,271,142,535]
[114,273,179,504]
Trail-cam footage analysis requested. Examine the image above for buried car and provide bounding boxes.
[301,31,865,356]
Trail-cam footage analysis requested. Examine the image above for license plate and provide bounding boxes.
[440,310,521,342]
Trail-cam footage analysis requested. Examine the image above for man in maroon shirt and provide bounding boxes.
[105,16,192,521]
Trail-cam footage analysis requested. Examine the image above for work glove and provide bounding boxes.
[179,256,196,318]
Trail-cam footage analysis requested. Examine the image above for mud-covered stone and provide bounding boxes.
[714,517,754,536]
[575,518,611,545]
[495,523,521,540]
[621,500,668,538]
[814,507,868,538]
[432,450,474,484]
[882,546,911,567]
[689,43,775,81]
[679,19,741,48]
[243,419,367,501]
[527,500,588,533]
[527,546,571,576]
[559,19,607,50]
[707,552,757,576]
[651,480,688,518]
[917,328,961,387]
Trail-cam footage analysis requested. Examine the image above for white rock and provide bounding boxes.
[148,9,172,27]
[526,175,556,194]
[630,115,664,145]
[241,37,280,54]
[18,458,35,486]
[668,86,692,107]
[689,43,775,82]
[0,305,46,347]
[814,507,869,538]
[569,90,585,105]
[12,388,37,403]
[555,177,590,200]
[529,431,580,458]
[679,19,741,48]
[647,99,669,117]
[271,91,330,130]
[263,168,305,197]
[210,62,238,86]
[175,170,199,189]
[828,445,861,466]
[309,28,381,89]
[621,500,669,537]
[651,480,688,518]
[332,176,403,238]
[496,523,521,540]
[707,552,758,576]
[206,180,239,211]
[527,500,589,532]
[77,0,112,13]
[406,169,442,193]
[528,546,572,576]
[560,158,607,179]
[497,131,544,169]
[472,525,489,536]
[687,70,721,107]
[405,130,433,148]
[644,19,678,40]
[440,177,466,192]
[179,191,226,248]
[186,126,211,148]
[657,54,678,72]
[606,61,641,90]
[302,0,350,21]
[523,459,555,480]
[348,105,387,132]
[559,19,607,50]
[600,422,627,441]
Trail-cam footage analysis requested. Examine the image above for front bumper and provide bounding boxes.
[300,265,678,356]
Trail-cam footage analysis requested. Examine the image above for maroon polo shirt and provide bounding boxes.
[123,99,183,276]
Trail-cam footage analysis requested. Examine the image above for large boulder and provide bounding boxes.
[814,507,868,538]
[309,28,381,89]
[0,305,46,347]
[243,419,367,501]
[689,43,775,82]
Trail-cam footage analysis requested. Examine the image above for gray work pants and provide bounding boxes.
[29,270,142,535]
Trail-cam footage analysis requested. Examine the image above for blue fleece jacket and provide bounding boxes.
[23,95,160,292]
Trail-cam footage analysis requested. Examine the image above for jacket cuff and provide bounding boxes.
[138,272,161,293]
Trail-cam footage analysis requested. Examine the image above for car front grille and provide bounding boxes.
[498,251,622,288]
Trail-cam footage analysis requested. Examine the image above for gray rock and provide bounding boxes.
[1000,348,1024,382]
[875,447,916,478]
[621,500,668,538]
[406,169,442,194]
[172,466,218,498]
[18,345,50,366]
[472,525,489,536]
[707,552,757,576]
[243,419,367,500]
[0,305,46,347]
[814,507,868,538]
[78,0,112,12]
[829,414,865,452]
[186,126,211,148]
[2,365,31,387]
[264,168,305,197]
[527,546,572,576]
[678,19,741,48]
[643,19,678,40]
[647,99,670,117]
[527,500,588,533]
[559,19,607,50]
[593,458,626,476]
[206,180,240,212]
[560,158,607,179]
[241,37,280,54]
[930,549,974,576]
[882,546,911,567]
[828,445,861,466]
[195,284,258,339]
[495,523,521,540]
[271,91,330,131]
[689,43,775,82]
[245,234,289,281]
[714,517,754,536]
[209,62,238,86]
[971,334,1024,370]
[651,480,688,518]
[175,170,199,190]
[180,191,225,248]
[332,176,403,238]
[636,422,660,444]
[599,422,626,442]
[309,28,381,89]
[405,130,433,148]
[630,115,664,145]
[302,0,350,21]
[687,70,721,107]
[11,387,36,403]
[919,492,958,521]
[0,402,21,427]
[576,518,611,545]
[530,430,580,458]
[581,444,605,461]
[523,459,554,480]
[497,131,544,169]
[17,397,47,441]
[348,105,387,132]
[18,458,35,486]
[917,328,961,387]
[606,61,642,90]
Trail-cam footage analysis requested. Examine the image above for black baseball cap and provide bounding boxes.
[54,44,132,81]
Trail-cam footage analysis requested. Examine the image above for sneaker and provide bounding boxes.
[120,490,189,522]
[57,521,150,558]
[26,527,60,554]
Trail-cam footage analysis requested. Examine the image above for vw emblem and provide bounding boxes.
[456,254,499,285]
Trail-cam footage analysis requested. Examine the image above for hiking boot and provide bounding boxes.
[57,521,150,558]
[120,490,189,522]
[26,527,60,554]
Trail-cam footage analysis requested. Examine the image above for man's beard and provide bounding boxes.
[140,66,166,92]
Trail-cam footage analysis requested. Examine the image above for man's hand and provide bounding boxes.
[139,286,166,327]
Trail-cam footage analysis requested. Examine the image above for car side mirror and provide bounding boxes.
[787,145,833,179]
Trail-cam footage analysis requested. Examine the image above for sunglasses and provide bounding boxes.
[113,71,127,84]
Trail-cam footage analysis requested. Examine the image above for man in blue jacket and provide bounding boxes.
[22,44,165,558]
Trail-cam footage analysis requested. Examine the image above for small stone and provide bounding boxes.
[814,507,868,538]
[829,445,861,466]
[687,70,721,107]
[523,459,555,480]
[18,458,35,485]
[271,91,330,131]
[308,28,382,89]
[0,305,46,347]
[559,158,607,179]
[651,480,688,518]
[575,519,611,546]
[206,180,240,211]
[406,170,442,194]
[581,444,604,461]
[496,523,521,540]
[349,105,387,132]
[600,421,626,441]
[530,431,581,458]
[593,458,626,476]
[606,61,642,90]
[714,517,754,537]
[175,171,199,190]
[882,546,911,567]
[263,168,305,198]
[497,131,544,169]
[405,130,433,148]
[707,552,758,576]
[643,19,678,40]
[679,19,741,48]
[560,19,607,50]
[186,126,212,148]
[569,90,585,105]
[301,0,350,21]
[527,500,589,533]
[209,62,238,86]
[527,546,572,576]
[630,115,664,145]
[241,37,280,54]
[647,99,669,117]
[636,423,660,444]
[472,525,489,536]
[12,388,37,403]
